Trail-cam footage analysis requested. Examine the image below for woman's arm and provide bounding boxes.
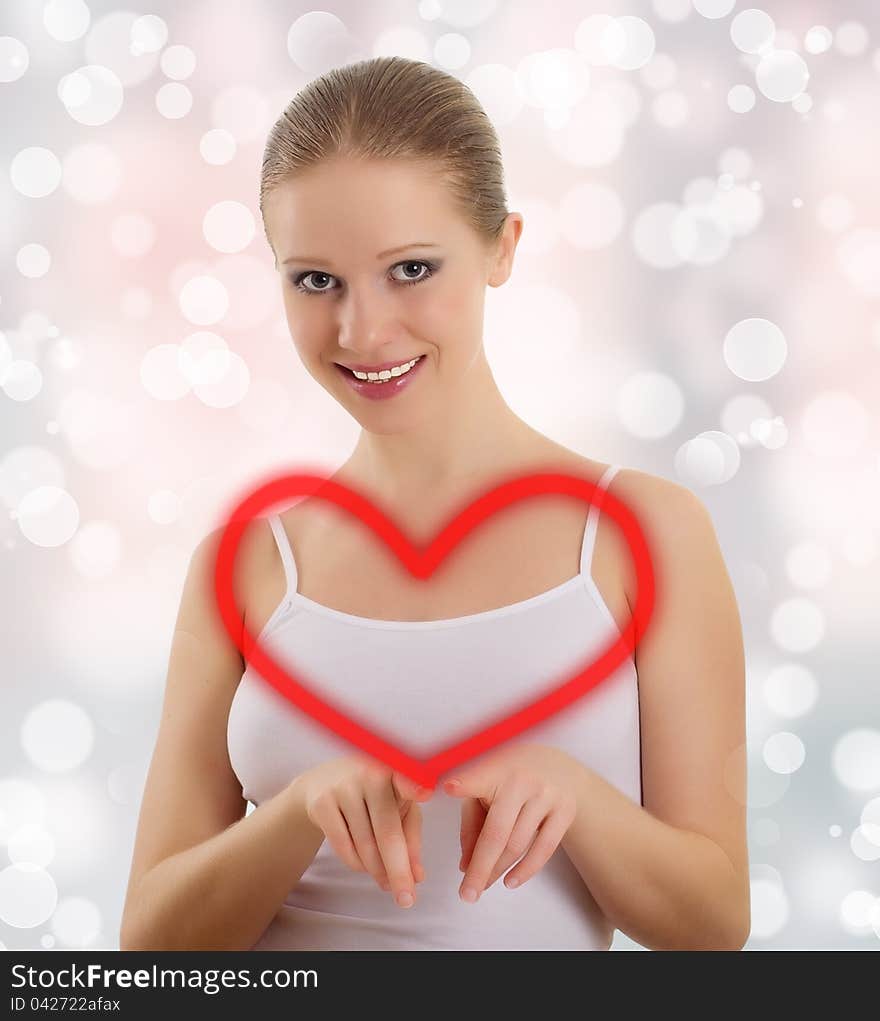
[560,764,748,950]
[121,777,323,951]
[563,475,750,950]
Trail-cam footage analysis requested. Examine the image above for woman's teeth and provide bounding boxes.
[350,356,422,382]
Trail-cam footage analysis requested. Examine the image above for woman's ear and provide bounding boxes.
[487,212,524,287]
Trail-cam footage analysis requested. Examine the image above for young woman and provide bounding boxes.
[120,56,749,951]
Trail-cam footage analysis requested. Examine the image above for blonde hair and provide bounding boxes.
[259,56,510,261]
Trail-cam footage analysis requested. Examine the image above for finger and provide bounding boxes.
[338,789,389,888]
[401,801,425,883]
[459,787,523,902]
[485,798,548,888]
[312,799,367,874]
[364,775,416,907]
[503,810,571,889]
[393,771,434,803]
[459,797,487,872]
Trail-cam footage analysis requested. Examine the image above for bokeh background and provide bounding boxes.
[2,0,879,951]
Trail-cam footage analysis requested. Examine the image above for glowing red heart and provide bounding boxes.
[214,470,655,790]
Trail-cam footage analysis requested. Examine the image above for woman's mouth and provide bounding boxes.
[334,355,427,400]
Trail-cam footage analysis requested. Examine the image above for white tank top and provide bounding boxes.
[227,463,641,950]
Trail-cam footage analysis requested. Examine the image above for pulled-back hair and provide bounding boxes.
[259,56,510,261]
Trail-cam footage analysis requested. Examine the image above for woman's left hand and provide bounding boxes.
[442,742,580,902]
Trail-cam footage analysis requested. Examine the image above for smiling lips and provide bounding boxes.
[335,355,426,399]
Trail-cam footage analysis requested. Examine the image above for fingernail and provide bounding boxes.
[397,890,414,908]
[505,876,520,889]
[444,779,461,793]
[416,786,432,798]
[460,886,478,903]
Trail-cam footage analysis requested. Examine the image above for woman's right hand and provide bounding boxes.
[291,755,433,908]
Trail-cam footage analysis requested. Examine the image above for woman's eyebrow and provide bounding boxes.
[281,242,441,267]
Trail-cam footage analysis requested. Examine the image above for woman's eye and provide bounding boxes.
[292,260,437,296]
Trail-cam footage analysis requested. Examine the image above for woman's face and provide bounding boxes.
[263,156,516,429]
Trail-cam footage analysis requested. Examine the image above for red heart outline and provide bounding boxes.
[214,469,655,789]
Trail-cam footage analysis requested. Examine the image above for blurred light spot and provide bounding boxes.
[721,393,773,446]
[56,387,142,470]
[850,826,880,863]
[43,0,90,42]
[841,529,877,568]
[835,21,869,57]
[40,933,55,947]
[675,431,740,486]
[433,0,498,28]
[58,65,124,126]
[517,49,589,110]
[16,486,79,547]
[640,52,677,90]
[373,26,431,62]
[10,147,62,198]
[574,14,626,67]
[61,142,122,205]
[652,89,689,127]
[608,17,655,71]
[51,896,102,947]
[2,360,42,401]
[8,824,55,868]
[107,762,146,806]
[792,93,813,114]
[816,193,854,232]
[728,84,756,113]
[140,343,191,400]
[120,287,152,319]
[632,202,684,268]
[723,317,787,381]
[0,864,57,928]
[0,779,47,842]
[694,0,735,18]
[466,64,524,127]
[85,10,158,87]
[801,390,869,458]
[178,330,231,385]
[178,274,229,326]
[756,50,809,102]
[749,875,789,939]
[286,12,361,75]
[750,818,780,846]
[161,43,196,80]
[546,89,624,167]
[785,542,832,589]
[731,9,775,53]
[204,200,256,254]
[763,732,806,775]
[0,35,29,81]
[192,351,250,408]
[804,26,833,54]
[0,446,65,511]
[131,14,167,55]
[210,85,271,144]
[652,0,691,23]
[750,415,788,449]
[558,182,625,249]
[718,146,753,179]
[200,128,237,166]
[238,378,293,434]
[829,824,842,837]
[770,596,825,653]
[16,244,50,280]
[839,890,877,934]
[836,228,880,297]
[616,371,684,439]
[69,520,122,579]
[156,81,193,119]
[21,700,95,773]
[111,213,155,258]
[832,729,880,792]
[434,32,470,69]
[763,663,819,718]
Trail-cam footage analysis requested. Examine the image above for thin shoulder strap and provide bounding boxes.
[579,464,621,576]
[267,513,298,598]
